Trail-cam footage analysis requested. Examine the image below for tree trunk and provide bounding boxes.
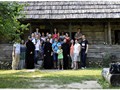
[102,68,120,86]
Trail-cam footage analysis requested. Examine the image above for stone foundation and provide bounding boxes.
[0,44,12,69]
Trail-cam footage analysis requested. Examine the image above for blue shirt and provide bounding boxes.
[52,41,61,53]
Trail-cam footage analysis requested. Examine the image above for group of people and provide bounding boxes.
[12,28,89,70]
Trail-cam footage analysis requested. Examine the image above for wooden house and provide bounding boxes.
[20,1,120,45]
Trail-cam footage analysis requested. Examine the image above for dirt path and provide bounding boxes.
[30,79,102,89]
[27,70,102,89]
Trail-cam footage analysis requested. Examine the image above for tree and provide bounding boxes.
[0,2,29,43]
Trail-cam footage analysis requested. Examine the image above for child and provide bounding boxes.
[57,45,64,70]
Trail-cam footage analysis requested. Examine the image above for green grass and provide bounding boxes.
[0,68,119,89]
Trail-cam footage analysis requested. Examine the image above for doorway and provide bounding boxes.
[115,30,120,44]
[71,32,76,40]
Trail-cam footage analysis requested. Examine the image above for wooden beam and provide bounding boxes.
[49,21,53,33]
[104,24,108,44]
[29,23,32,34]
[108,22,112,45]
[69,23,72,38]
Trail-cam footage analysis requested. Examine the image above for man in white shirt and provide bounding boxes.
[12,40,21,70]
[34,28,41,37]
[32,34,41,65]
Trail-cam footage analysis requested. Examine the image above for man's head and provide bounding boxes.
[46,38,50,42]
[31,33,35,37]
[54,28,57,32]
[82,35,86,39]
[66,33,69,37]
[75,39,78,44]
[36,28,39,33]
[55,38,58,42]
[71,39,74,44]
[46,32,49,36]
[28,36,31,41]
[21,40,24,44]
[42,32,44,36]
[77,28,81,33]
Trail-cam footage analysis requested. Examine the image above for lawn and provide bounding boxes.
[0,68,118,89]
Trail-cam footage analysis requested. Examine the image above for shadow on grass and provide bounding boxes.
[0,71,39,88]
[41,75,99,84]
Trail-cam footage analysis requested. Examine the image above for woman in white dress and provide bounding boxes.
[73,39,81,70]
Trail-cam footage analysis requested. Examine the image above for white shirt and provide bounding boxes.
[74,43,80,54]
[32,39,40,51]
[50,38,53,44]
[41,37,46,42]
[13,43,20,54]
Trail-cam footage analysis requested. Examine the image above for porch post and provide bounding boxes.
[104,23,108,44]
[29,23,32,34]
[108,22,112,45]
[69,22,72,38]
[49,21,53,33]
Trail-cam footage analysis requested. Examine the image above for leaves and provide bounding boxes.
[0,2,29,43]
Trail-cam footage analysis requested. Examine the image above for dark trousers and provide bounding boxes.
[53,53,58,68]
[63,55,69,69]
[35,50,39,64]
[81,51,87,68]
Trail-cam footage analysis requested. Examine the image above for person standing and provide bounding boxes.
[31,33,35,41]
[18,40,26,69]
[48,34,53,44]
[43,38,53,69]
[75,28,82,68]
[32,34,41,65]
[80,35,89,69]
[65,33,70,44]
[57,45,64,70]
[25,36,35,69]
[52,38,61,69]
[52,28,59,40]
[73,39,81,70]
[59,32,65,44]
[62,39,70,69]
[46,32,49,38]
[41,32,46,42]
[34,28,41,37]
[70,39,74,69]
[75,28,82,43]
[12,39,21,70]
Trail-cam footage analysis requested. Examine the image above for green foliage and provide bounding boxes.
[102,52,113,67]
[88,60,103,68]
[0,2,29,43]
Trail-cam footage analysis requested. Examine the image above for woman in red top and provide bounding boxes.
[52,28,59,40]
[65,33,70,44]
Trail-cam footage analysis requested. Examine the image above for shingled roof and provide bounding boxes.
[20,1,120,19]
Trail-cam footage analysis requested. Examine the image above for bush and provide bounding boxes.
[102,52,117,67]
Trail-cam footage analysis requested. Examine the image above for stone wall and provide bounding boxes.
[87,45,120,67]
[0,44,12,69]
[0,44,120,69]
